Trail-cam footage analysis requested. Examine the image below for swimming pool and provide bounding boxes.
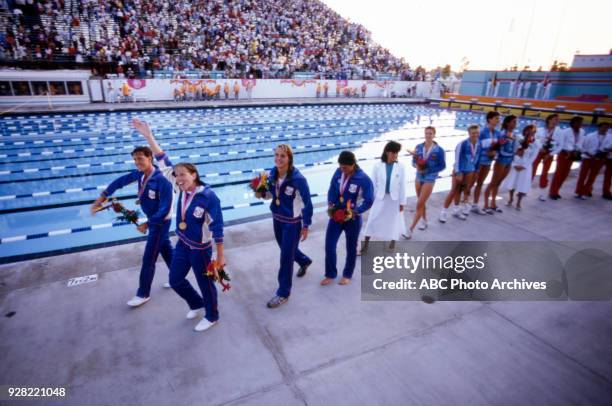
[0,104,588,262]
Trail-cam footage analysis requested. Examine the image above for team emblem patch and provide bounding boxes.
[284,186,294,195]
[193,206,205,218]
[348,184,358,193]
[148,189,156,199]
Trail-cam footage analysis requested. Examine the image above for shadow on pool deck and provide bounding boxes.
[1,171,611,405]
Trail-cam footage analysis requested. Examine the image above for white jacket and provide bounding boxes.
[581,131,608,157]
[371,161,406,203]
[534,126,558,149]
[551,127,585,154]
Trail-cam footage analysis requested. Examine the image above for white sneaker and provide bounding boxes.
[186,308,204,320]
[163,282,171,288]
[402,230,413,240]
[439,210,448,223]
[194,318,218,332]
[471,206,488,215]
[453,211,467,220]
[462,203,471,216]
[127,296,150,307]
[417,219,428,230]
[538,194,547,201]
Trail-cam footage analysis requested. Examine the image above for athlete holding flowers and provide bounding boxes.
[404,126,446,239]
[90,145,173,308]
[133,118,226,332]
[253,144,314,308]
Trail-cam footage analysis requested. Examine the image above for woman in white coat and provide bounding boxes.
[504,125,538,210]
[361,141,406,253]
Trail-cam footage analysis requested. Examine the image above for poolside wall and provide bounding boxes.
[0,69,461,107]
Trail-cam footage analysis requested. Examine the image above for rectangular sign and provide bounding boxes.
[361,241,612,301]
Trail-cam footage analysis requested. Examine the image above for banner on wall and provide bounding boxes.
[169,79,218,86]
[366,80,394,88]
[128,79,147,89]
[241,78,257,87]
[281,79,317,87]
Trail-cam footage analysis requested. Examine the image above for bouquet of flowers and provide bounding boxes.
[570,149,582,162]
[542,138,554,154]
[94,198,141,227]
[205,260,231,292]
[328,199,354,224]
[416,157,428,171]
[409,148,428,171]
[491,137,508,152]
[248,172,270,197]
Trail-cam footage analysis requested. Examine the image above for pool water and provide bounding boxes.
[0,104,587,261]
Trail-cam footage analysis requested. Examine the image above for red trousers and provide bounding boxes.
[604,159,612,197]
[532,150,554,189]
[575,158,605,196]
[549,151,573,196]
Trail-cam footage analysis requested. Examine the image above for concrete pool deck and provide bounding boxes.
[1,97,427,116]
[1,172,611,405]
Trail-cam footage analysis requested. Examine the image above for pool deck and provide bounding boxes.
[1,97,427,116]
[1,170,611,406]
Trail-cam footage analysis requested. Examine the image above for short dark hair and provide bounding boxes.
[501,115,517,131]
[424,126,436,134]
[569,116,584,126]
[486,111,500,122]
[338,150,357,166]
[545,114,558,126]
[598,122,610,128]
[381,141,402,162]
[131,146,153,158]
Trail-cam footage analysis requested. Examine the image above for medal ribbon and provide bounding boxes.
[469,141,477,160]
[180,190,197,224]
[138,171,153,200]
[275,176,285,202]
[339,173,351,199]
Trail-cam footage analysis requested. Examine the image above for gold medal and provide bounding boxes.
[135,199,140,205]
[339,196,344,203]
[276,198,280,206]
[178,222,187,230]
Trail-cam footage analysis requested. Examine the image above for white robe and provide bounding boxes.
[503,143,539,194]
[364,161,406,240]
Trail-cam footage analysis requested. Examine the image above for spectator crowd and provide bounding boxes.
[0,0,430,80]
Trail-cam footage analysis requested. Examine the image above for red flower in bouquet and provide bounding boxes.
[111,200,141,226]
[416,157,427,171]
[332,208,346,223]
[206,260,231,292]
[94,197,141,227]
[248,172,269,196]
[328,199,353,223]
